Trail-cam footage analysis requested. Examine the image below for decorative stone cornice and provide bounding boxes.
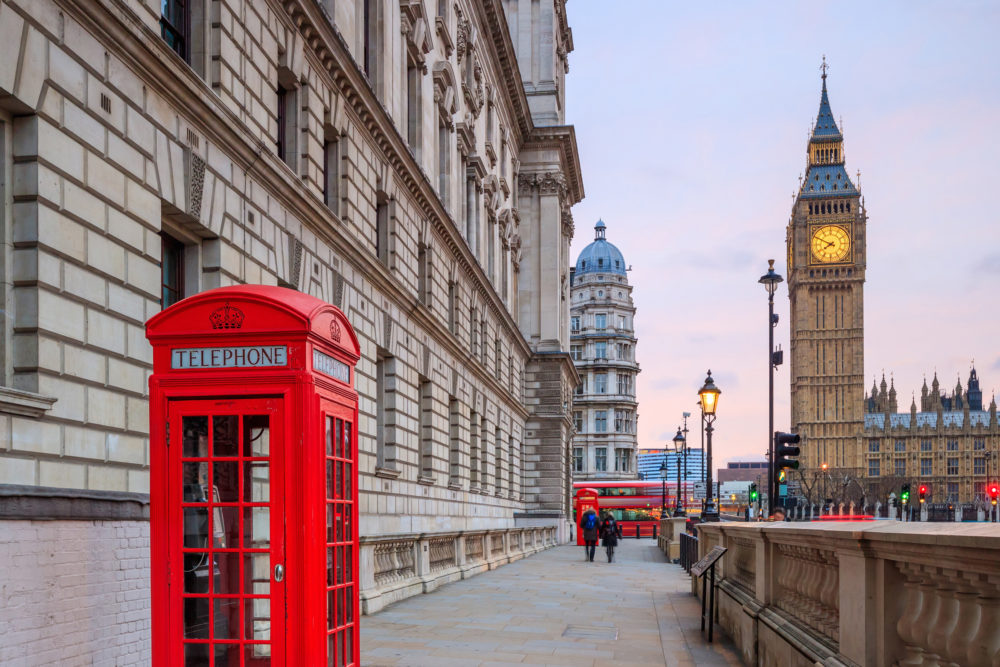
[0,386,57,418]
[523,125,584,205]
[476,0,533,140]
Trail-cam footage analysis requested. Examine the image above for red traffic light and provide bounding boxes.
[990,484,999,497]
[919,485,927,494]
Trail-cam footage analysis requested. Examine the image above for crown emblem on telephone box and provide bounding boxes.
[210,302,245,329]
[330,319,342,342]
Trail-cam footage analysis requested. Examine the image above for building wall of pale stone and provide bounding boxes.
[0,0,583,652]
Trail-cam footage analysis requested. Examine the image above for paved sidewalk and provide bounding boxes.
[360,539,743,666]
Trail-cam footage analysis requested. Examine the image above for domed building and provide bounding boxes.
[569,221,640,480]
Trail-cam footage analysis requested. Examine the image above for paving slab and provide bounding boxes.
[361,540,742,666]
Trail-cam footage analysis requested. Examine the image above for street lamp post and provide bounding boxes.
[681,412,690,510]
[698,400,705,514]
[659,459,668,520]
[759,259,783,516]
[698,370,722,522]
[672,427,686,516]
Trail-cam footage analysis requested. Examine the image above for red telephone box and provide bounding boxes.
[574,488,599,546]
[146,285,360,666]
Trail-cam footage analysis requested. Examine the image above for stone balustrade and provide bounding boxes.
[694,521,1000,666]
[360,526,557,613]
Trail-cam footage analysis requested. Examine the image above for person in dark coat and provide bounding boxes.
[580,509,600,562]
[600,512,619,562]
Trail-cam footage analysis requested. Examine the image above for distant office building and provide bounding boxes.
[636,448,704,482]
[717,459,769,484]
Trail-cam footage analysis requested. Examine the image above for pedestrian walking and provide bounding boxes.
[580,508,600,562]
[600,512,618,563]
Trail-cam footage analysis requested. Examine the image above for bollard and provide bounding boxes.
[636,524,640,539]
[653,525,658,540]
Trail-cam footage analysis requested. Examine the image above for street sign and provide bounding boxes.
[691,546,727,577]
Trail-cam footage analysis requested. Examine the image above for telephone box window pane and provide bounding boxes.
[245,553,270,595]
[244,415,270,457]
[213,461,239,502]
[216,506,239,549]
[243,507,270,549]
[326,504,335,542]
[327,547,336,586]
[216,643,241,663]
[326,416,334,456]
[338,588,346,626]
[244,462,270,503]
[326,460,335,500]
[336,418,344,457]
[245,597,271,640]
[337,461,345,498]
[345,463,352,500]
[345,546,353,581]
[327,589,336,630]
[345,586,354,623]
[183,595,209,636]
[183,503,208,550]
[213,416,239,456]
[335,546,345,584]
[344,629,353,663]
[245,642,271,662]
[183,642,210,665]
[328,633,338,666]
[183,416,208,457]
[183,464,208,503]
[213,553,240,594]
[343,505,352,541]
[344,422,352,457]
[213,598,239,639]
[183,551,210,593]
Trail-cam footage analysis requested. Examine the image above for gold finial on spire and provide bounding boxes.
[820,55,829,82]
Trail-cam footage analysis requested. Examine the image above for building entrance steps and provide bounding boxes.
[361,539,743,666]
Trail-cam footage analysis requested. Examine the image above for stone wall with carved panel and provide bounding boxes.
[695,521,1000,667]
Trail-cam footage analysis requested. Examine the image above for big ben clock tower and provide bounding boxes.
[786,61,866,472]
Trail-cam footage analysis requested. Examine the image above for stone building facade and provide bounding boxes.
[862,369,1000,506]
[0,0,581,661]
[569,220,639,480]
[786,67,867,472]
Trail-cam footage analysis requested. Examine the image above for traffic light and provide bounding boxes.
[919,485,928,504]
[900,483,910,504]
[990,484,999,506]
[749,483,758,502]
[773,432,801,474]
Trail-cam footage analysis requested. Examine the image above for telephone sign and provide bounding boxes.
[171,345,289,369]
[147,285,361,666]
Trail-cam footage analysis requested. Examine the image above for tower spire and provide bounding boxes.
[820,55,829,90]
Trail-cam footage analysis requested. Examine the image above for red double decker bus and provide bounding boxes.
[573,481,691,537]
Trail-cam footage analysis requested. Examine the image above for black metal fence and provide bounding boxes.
[680,532,698,572]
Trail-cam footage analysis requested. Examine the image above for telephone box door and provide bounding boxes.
[320,398,359,666]
[167,397,285,666]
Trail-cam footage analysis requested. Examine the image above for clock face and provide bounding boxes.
[811,225,851,263]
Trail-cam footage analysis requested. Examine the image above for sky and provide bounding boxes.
[563,2,1000,465]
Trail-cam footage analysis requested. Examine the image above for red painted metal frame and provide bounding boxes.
[147,286,360,667]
